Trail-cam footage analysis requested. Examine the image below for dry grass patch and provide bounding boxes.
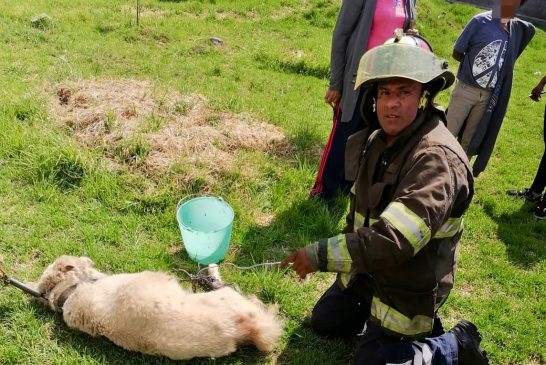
[47,79,293,179]
[270,7,296,21]
[253,212,276,227]
[214,10,260,21]
[121,5,168,17]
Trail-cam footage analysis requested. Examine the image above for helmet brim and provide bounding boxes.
[354,43,455,93]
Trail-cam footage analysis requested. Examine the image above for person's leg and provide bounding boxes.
[354,317,489,365]
[321,117,363,196]
[529,154,546,195]
[311,98,364,199]
[353,319,457,365]
[310,274,373,338]
[446,82,477,139]
[310,104,343,198]
[534,106,546,219]
[530,105,546,194]
[458,86,491,154]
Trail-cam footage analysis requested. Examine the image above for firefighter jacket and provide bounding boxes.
[305,107,474,338]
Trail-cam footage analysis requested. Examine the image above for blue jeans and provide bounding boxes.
[354,320,458,365]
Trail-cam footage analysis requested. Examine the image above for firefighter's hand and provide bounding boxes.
[324,88,341,108]
[280,248,314,280]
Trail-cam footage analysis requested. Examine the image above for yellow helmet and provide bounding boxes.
[354,31,454,94]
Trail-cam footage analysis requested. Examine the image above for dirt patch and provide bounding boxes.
[47,79,292,180]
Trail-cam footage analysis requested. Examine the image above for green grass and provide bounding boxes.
[1,0,545,364]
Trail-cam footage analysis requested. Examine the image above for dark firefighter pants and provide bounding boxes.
[310,276,459,365]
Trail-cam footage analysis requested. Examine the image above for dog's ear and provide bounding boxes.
[79,256,94,267]
[61,264,75,272]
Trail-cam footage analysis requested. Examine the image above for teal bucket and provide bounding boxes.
[176,196,234,265]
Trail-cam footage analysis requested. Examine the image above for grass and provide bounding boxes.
[0,0,545,364]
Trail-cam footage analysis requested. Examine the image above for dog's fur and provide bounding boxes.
[34,255,283,360]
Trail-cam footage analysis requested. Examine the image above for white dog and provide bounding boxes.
[34,255,283,360]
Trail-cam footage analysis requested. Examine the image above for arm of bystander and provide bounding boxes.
[530,74,546,102]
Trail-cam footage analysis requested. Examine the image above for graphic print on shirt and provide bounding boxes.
[472,39,507,89]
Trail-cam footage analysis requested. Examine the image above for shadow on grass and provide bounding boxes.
[482,199,546,268]
[278,323,354,365]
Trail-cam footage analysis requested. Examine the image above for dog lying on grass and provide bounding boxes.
[34,255,283,360]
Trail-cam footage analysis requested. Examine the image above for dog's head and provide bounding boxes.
[36,255,99,296]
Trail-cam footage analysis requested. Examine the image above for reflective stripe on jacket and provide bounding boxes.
[305,108,473,337]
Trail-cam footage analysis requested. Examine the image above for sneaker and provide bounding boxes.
[506,188,542,202]
[535,199,546,220]
[448,320,489,365]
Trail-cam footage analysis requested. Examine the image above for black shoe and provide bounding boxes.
[506,188,542,202]
[448,320,489,365]
[535,198,546,220]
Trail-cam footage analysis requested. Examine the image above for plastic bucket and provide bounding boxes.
[176,196,234,265]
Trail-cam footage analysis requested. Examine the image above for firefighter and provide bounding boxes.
[281,33,488,365]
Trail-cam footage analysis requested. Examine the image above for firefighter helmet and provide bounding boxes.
[354,30,454,95]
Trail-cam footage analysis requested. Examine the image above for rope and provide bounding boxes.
[195,261,282,277]
[1,258,282,296]
[172,261,282,293]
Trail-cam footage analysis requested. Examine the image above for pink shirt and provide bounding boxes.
[367,0,407,50]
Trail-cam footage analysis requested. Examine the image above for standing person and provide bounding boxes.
[282,36,488,364]
[310,0,417,200]
[507,74,546,218]
[446,0,535,177]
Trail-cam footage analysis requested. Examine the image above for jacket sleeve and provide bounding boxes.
[514,19,535,59]
[329,0,366,92]
[306,146,468,274]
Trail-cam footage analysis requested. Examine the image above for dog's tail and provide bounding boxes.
[237,302,283,352]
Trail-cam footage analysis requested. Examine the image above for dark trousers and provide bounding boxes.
[311,276,458,365]
[310,99,364,199]
[311,274,373,338]
[530,105,546,195]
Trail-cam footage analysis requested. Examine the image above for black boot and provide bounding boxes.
[535,196,546,219]
[448,320,489,365]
